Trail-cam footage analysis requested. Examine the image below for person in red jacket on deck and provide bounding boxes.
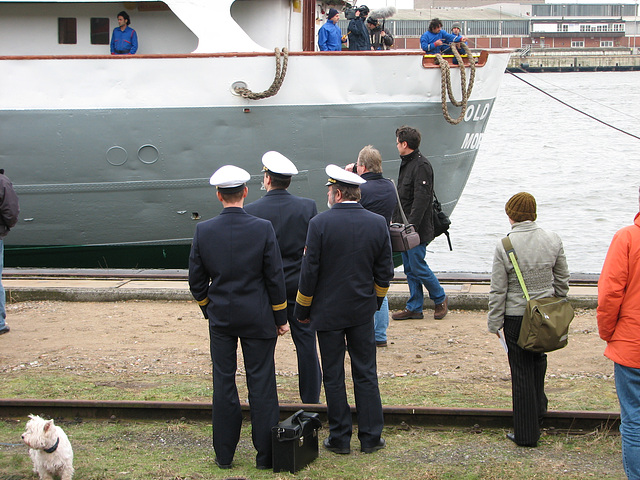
[597,186,640,480]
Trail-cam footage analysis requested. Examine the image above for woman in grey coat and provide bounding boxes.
[488,192,570,447]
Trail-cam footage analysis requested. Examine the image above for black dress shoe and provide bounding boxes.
[323,437,350,454]
[506,433,537,447]
[256,464,271,470]
[361,438,386,453]
[215,458,232,469]
[0,325,9,335]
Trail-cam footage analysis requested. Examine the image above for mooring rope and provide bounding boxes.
[233,48,289,100]
[509,70,640,141]
[435,43,476,125]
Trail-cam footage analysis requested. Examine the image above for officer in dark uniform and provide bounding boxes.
[188,165,289,470]
[294,164,393,455]
[244,151,322,404]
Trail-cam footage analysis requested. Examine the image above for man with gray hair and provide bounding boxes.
[347,146,396,346]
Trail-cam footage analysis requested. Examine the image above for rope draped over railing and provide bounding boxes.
[233,48,289,100]
[435,43,476,125]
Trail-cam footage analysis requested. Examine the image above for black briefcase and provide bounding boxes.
[272,409,322,474]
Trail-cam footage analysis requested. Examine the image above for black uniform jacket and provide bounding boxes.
[294,202,394,331]
[189,207,288,338]
[392,149,435,244]
[244,189,317,301]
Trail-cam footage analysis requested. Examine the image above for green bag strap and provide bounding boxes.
[501,236,530,301]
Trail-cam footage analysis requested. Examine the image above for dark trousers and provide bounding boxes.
[504,315,548,445]
[209,328,279,467]
[287,303,322,403]
[317,321,384,449]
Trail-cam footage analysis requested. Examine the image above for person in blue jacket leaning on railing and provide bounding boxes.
[111,11,138,55]
[318,8,346,51]
[420,18,466,54]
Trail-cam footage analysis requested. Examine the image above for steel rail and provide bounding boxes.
[0,399,619,433]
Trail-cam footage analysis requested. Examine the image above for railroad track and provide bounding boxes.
[0,399,618,433]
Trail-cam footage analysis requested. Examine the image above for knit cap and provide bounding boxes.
[328,8,339,18]
[505,192,537,222]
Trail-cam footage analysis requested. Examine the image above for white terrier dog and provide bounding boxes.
[21,414,74,480]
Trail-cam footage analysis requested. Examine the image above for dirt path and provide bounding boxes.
[0,300,612,382]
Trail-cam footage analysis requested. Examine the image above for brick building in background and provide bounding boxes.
[338,3,640,53]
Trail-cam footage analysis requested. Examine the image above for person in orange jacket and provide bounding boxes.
[597,186,640,480]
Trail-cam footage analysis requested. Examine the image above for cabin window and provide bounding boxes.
[58,18,77,44]
[91,18,110,45]
[571,41,585,48]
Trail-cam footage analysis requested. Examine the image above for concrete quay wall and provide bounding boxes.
[5,278,598,311]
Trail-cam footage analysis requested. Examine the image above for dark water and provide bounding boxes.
[428,71,640,275]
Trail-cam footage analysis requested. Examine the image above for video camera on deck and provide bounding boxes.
[345,4,369,20]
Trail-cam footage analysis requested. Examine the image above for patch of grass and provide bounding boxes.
[1,369,620,411]
[0,419,625,479]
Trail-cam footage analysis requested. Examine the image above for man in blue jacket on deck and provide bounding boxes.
[318,8,345,51]
[111,11,138,55]
[420,18,466,54]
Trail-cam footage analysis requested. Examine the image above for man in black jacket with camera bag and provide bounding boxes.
[391,126,448,321]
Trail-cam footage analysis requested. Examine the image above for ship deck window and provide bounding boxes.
[91,18,110,45]
[58,18,77,44]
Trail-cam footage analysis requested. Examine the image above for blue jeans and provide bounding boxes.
[615,363,640,480]
[0,239,5,330]
[401,242,446,312]
[374,296,389,342]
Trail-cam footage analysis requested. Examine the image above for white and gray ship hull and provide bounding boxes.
[0,51,509,267]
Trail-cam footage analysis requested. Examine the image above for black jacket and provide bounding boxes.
[369,26,394,50]
[348,17,371,51]
[393,149,434,244]
[0,172,19,239]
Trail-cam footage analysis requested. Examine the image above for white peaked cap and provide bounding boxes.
[325,164,366,186]
[262,151,298,176]
[209,165,251,188]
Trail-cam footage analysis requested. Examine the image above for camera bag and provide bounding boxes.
[390,179,421,252]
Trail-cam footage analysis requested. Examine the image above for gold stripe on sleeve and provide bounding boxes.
[197,298,210,306]
[374,284,389,297]
[296,291,313,307]
[272,301,287,312]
